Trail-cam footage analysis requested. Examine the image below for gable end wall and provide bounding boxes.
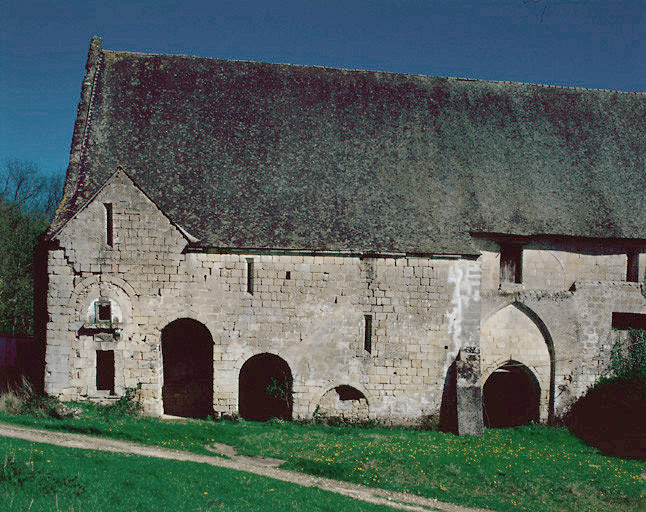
[44,174,483,428]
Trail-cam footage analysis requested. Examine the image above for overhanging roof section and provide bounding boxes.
[51,37,646,255]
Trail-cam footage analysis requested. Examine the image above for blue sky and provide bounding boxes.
[1,0,644,176]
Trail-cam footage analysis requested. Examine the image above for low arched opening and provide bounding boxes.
[239,353,293,421]
[315,385,369,423]
[482,361,540,428]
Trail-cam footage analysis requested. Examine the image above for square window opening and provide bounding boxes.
[500,243,522,284]
[95,299,112,323]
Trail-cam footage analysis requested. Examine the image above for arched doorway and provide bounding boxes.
[161,318,213,418]
[482,361,540,428]
[480,303,554,422]
[239,353,292,421]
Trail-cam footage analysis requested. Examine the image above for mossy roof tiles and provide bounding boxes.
[53,39,646,254]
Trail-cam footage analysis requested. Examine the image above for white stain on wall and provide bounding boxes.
[445,260,480,375]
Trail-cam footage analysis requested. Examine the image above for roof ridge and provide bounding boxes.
[103,48,646,96]
[449,76,646,95]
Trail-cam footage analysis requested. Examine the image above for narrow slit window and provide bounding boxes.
[500,243,522,284]
[246,258,254,295]
[104,203,113,247]
[96,350,115,393]
[626,250,639,282]
[285,271,291,280]
[364,314,372,354]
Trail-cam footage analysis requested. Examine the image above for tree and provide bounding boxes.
[0,160,64,335]
[1,160,63,219]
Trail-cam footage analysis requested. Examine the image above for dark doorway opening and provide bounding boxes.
[239,353,292,421]
[482,362,540,428]
[96,350,115,393]
[161,318,213,418]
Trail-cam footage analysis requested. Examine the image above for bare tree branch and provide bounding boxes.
[1,160,64,219]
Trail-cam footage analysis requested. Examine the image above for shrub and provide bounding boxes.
[98,385,142,419]
[564,329,646,459]
[0,390,23,415]
[0,379,62,419]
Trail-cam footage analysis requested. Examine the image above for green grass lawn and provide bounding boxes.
[0,436,397,512]
[0,407,644,512]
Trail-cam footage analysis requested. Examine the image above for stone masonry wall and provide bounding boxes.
[45,171,482,425]
[477,238,646,418]
[45,171,645,424]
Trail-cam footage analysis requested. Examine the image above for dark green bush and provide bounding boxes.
[564,329,646,459]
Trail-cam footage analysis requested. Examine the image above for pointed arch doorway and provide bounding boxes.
[480,303,555,424]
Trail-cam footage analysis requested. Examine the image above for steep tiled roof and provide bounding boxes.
[51,37,646,254]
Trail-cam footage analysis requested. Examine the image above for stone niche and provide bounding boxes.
[315,385,369,422]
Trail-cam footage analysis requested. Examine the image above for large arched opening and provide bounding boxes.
[480,303,554,423]
[482,361,540,428]
[239,353,292,421]
[161,318,213,418]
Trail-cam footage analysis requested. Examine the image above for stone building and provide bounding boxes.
[41,37,646,435]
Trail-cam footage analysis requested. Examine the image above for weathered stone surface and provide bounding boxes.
[43,167,646,431]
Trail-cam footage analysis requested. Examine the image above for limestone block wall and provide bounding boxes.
[476,237,646,418]
[569,281,645,394]
[46,171,644,425]
[44,171,483,425]
[45,171,188,404]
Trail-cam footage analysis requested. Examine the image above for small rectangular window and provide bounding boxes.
[97,303,111,322]
[96,350,115,393]
[246,258,254,295]
[104,203,113,247]
[500,243,522,284]
[95,298,112,323]
[626,250,639,282]
[364,314,372,354]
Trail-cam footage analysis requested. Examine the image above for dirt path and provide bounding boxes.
[0,422,495,512]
